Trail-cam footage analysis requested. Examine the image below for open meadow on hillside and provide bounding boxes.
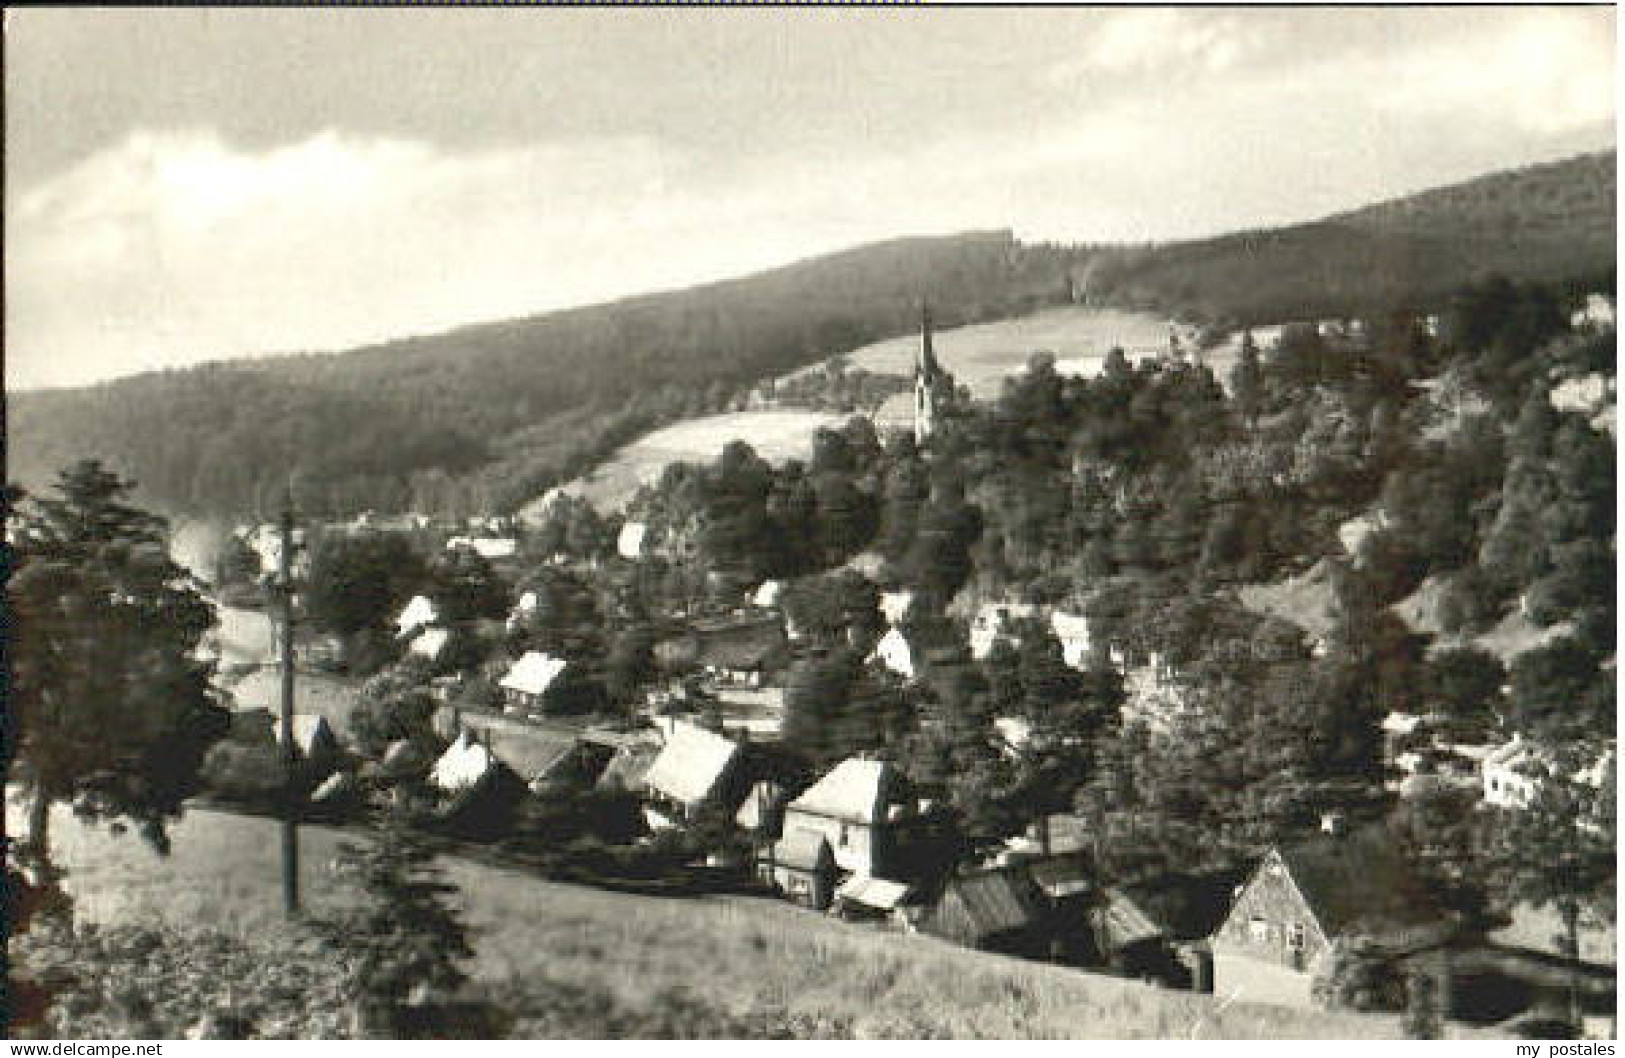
[786,305,1206,399]
[537,409,849,515]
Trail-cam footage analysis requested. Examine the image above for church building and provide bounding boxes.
[874,302,956,443]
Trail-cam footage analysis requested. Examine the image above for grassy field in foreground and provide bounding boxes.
[12,803,1463,1039]
[532,409,848,515]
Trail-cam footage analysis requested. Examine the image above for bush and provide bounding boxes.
[1311,936,1405,1012]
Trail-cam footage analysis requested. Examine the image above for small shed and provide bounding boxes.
[921,868,1050,956]
[763,829,836,910]
[833,874,913,921]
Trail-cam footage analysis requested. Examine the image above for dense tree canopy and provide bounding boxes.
[10,461,227,860]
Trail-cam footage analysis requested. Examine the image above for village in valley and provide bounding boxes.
[142,285,1610,1039]
[5,7,1618,1044]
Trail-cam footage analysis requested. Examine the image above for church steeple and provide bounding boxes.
[914,299,949,445]
[919,301,940,379]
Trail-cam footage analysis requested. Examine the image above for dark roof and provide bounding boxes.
[1028,854,1092,901]
[933,869,1049,941]
[1093,888,1165,952]
[1275,826,1444,938]
[696,620,788,671]
[658,617,788,673]
[1119,871,1245,942]
[596,742,661,792]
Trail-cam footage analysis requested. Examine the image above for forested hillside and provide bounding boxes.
[9,152,1614,523]
[605,271,1613,884]
[9,231,1078,518]
[1089,151,1615,325]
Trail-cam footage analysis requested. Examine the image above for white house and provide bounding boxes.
[642,721,745,829]
[752,580,784,609]
[617,521,648,560]
[1049,610,1092,670]
[500,651,569,713]
[871,628,916,679]
[409,627,451,663]
[782,756,910,876]
[396,595,438,638]
[879,591,915,628]
[430,731,500,794]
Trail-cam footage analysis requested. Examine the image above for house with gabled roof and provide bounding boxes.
[870,627,916,679]
[641,721,746,829]
[781,756,911,876]
[499,651,569,714]
[1211,827,1455,1008]
[396,595,439,638]
[427,731,526,839]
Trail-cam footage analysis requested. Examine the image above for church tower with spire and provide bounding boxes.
[914,301,953,444]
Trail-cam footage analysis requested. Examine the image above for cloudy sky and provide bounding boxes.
[6,7,1615,390]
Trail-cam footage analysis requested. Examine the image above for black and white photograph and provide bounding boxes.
[3,4,1617,1042]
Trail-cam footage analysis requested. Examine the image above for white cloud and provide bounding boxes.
[6,6,1613,391]
[1046,9,1264,87]
[1367,9,1614,135]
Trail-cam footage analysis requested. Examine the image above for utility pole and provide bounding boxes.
[278,491,301,917]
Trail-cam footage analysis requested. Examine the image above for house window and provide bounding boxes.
[838,824,852,847]
[1288,923,1306,950]
[1248,916,1271,943]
